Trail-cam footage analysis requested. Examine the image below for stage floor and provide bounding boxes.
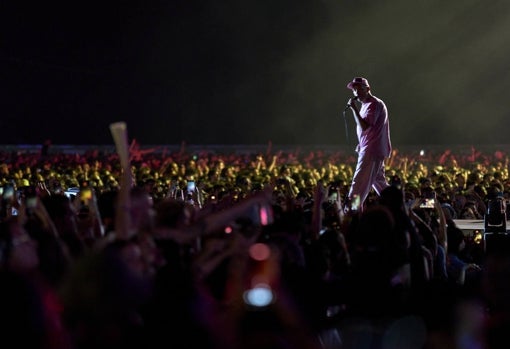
[453,219,484,232]
[453,219,508,234]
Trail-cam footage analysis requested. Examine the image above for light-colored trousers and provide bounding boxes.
[348,153,389,211]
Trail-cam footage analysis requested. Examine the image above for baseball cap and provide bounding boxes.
[347,77,370,90]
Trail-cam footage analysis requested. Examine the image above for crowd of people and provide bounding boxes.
[1,142,510,349]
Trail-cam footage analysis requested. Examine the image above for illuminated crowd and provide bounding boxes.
[1,144,510,349]
[1,145,509,216]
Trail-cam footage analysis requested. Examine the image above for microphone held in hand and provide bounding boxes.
[344,96,359,111]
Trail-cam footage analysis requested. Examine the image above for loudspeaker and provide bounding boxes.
[484,198,507,233]
[484,232,510,256]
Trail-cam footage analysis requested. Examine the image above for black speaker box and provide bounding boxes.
[483,232,510,256]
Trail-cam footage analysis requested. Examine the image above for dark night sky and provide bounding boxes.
[1,0,510,146]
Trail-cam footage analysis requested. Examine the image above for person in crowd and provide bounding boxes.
[0,216,73,348]
[379,185,431,294]
[4,140,510,348]
[345,204,411,318]
[409,185,449,283]
[446,225,482,286]
[482,250,510,348]
[59,237,152,349]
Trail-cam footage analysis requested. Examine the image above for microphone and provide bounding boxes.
[344,96,358,111]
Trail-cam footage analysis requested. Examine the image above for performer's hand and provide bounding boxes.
[347,97,358,110]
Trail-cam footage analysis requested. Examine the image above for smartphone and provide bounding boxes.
[64,187,79,199]
[419,198,435,209]
[3,185,14,200]
[187,181,196,193]
[26,197,37,209]
[258,204,274,226]
[243,284,274,308]
[79,188,93,205]
[351,194,361,211]
[473,230,483,244]
[251,203,274,226]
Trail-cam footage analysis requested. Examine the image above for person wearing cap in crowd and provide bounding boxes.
[345,77,392,212]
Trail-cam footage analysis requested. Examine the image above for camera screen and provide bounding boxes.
[3,185,14,200]
[79,188,93,204]
[419,198,435,209]
[243,285,274,307]
[26,197,37,208]
[351,194,361,211]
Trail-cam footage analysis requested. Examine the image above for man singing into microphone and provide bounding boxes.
[345,77,392,212]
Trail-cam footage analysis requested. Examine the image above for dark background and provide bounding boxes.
[1,0,509,147]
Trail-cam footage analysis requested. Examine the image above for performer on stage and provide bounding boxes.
[345,77,392,212]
